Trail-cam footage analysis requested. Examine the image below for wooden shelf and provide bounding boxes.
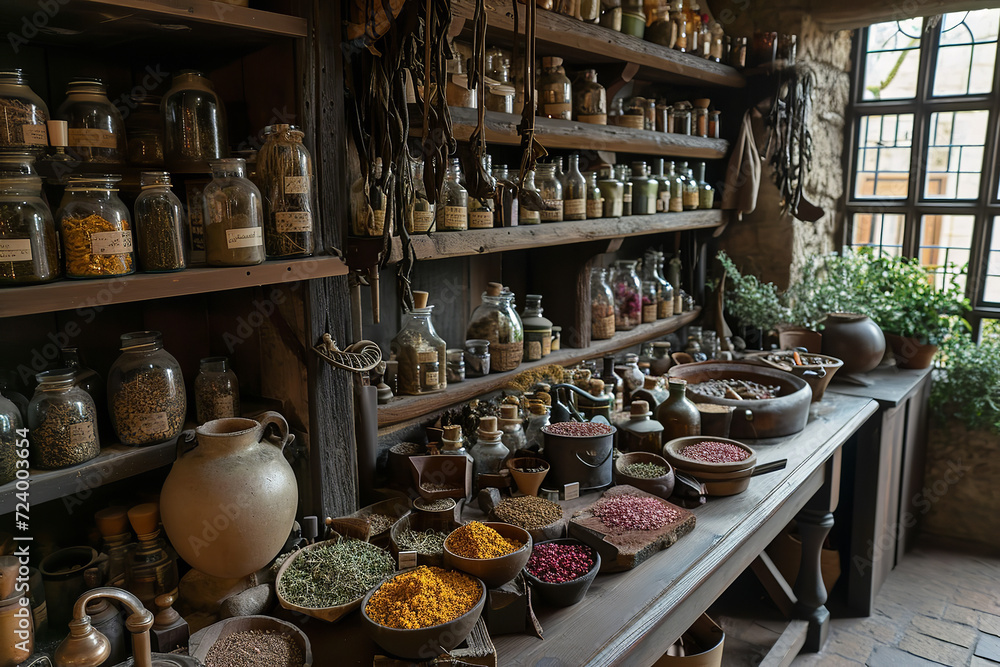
[389,210,723,263]
[452,0,745,88]
[377,308,700,428]
[417,107,730,158]
[0,256,348,318]
[0,438,177,514]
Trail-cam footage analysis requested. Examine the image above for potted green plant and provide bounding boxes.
[716,251,790,349]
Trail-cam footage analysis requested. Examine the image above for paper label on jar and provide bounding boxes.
[544,103,572,118]
[683,191,700,207]
[623,192,632,204]
[520,206,540,223]
[139,412,169,435]
[417,351,438,363]
[670,196,683,213]
[469,210,494,229]
[213,396,236,417]
[424,371,439,386]
[284,176,310,194]
[411,209,435,232]
[70,421,95,444]
[618,115,645,129]
[226,227,263,249]
[90,230,133,255]
[526,340,542,361]
[275,211,312,233]
[442,206,467,230]
[564,198,586,217]
[578,114,607,125]
[0,238,32,261]
[21,124,47,145]
[68,128,117,149]
[587,199,604,218]
[656,194,666,212]
[643,304,658,322]
[540,199,563,221]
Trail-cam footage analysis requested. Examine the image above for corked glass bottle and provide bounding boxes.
[390,290,448,396]
[499,404,527,453]
[519,169,541,226]
[538,57,572,120]
[563,155,587,221]
[257,124,316,258]
[655,378,701,442]
[471,415,509,492]
[438,158,468,232]
[620,400,664,454]
[601,355,624,413]
[408,157,436,233]
[467,282,524,372]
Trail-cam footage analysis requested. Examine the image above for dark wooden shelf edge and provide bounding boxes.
[0,257,348,318]
[377,308,701,429]
[84,0,308,38]
[388,210,723,263]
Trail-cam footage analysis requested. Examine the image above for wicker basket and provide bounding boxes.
[490,340,523,372]
[592,314,615,340]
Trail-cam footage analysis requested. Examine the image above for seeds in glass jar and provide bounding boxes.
[111,369,185,445]
[277,538,394,608]
[194,377,239,424]
[0,432,16,484]
[0,99,47,147]
[493,496,563,530]
[32,402,99,469]
[204,630,304,667]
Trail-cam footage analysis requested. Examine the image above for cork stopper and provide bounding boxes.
[500,404,518,420]
[693,98,711,108]
[413,291,429,309]
[95,506,129,537]
[443,424,462,441]
[631,400,651,417]
[668,377,687,387]
[478,415,500,437]
[486,282,503,297]
[127,502,160,536]
[643,376,659,390]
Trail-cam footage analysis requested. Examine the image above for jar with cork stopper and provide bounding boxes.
[499,404,527,453]
[538,57,572,120]
[466,282,524,372]
[525,402,550,452]
[440,424,469,457]
[390,290,448,395]
[471,415,509,491]
[620,400,664,454]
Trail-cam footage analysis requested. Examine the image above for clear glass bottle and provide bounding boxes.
[597,166,623,218]
[0,393,20,485]
[438,158,469,232]
[0,173,59,285]
[611,259,642,331]
[683,162,699,210]
[258,124,315,258]
[647,250,674,318]
[58,78,127,164]
[203,158,265,266]
[468,155,495,230]
[492,164,515,227]
[467,283,524,372]
[524,402,550,452]
[667,161,684,212]
[630,162,657,216]
[440,424,468,456]
[107,331,186,447]
[657,101,673,133]
[390,290,447,395]
[0,69,49,148]
[162,71,228,170]
[536,163,563,222]
[538,57,572,120]
[519,169,541,225]
[668,255,684,313]
[656,378,701,441]
[608,97,624,126]
[601,354,624,412]
[28,369,100,469]
[194,357,240,424]
[653,158,671,213]
[563,154,587,221]
[56,175,135,279]
[591,266,616,340]
[125,96,165,167]
[641,279,659,323]
[521,294,553,361]
[617,165,633,215]
[499,404,527,452]
[408,157,436,233]
[573,70,607,125]
[693,106,709,138]
[695,161,715,209]
[586,171,604,219]
[134,171,186,273]
[365,157,387,237]
[620,353,644,403]
[471,415,509,491]
[621,400,664,454]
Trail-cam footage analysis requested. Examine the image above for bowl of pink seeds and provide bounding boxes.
[523,538,601,607]
[662,436,758,496]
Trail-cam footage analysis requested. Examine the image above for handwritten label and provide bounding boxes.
[442,206,467,231]
[275,211,312,233]
[70,421,95,444]
[398,551,418,569]
[90,230,133,255]
[225,227,263,249]
[564,198,586,217]
[424,371,439,386]
[21,124,47,145]
[563,482,580,501]
[139,412,169,435]
[540,199,563,222]
[411,209,435,232]
[587,199,604,219]
[469,210,493,229]
[68,128,117,149]
[0,239,32,261]
[284,176,310,194]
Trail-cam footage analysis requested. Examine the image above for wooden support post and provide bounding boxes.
[751,552,797,619]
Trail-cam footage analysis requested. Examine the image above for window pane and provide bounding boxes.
[863,19,923,100]
[982,216,1000,302]
[933,9,1000,96]
[919,214,974,291]
[851,213,905,255]
[854,114,914,199]
[923,110,988,199]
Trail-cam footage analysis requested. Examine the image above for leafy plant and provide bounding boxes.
[717,251,790,331]
[784,248,883,329]
[930,331,1000,433]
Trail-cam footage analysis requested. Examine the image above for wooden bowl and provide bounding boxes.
[345,497,412,548]
[663,436,757,474]
[389,512,462,568]
[360,570,486,659]
[189,615,313,666]
[523,539,601,607]
[613,452,675,500]
[443,522,532,589]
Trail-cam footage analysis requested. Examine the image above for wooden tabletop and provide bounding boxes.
[828,365,932,408]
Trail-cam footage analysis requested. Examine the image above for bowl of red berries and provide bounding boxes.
[522,538,601,607]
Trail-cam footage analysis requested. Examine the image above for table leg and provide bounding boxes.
[793,507,834,652]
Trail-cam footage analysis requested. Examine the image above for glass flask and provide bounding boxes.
[56,175,135,279]
[563,154,587,221]
[162,71,228,169]
[28,368,100,469]
[468,155,495,230]
[467,282,524,372]
[586,171,603,219]
[519,168,541,225]
[471,416,509,492]
[57,78,127,164]
[390,290,448,395]
[591,266,616,340]
[521,294,553,361]
[536,163,563,222]
[655,378,701,441]
[407,157,435,233]
[257,124,316,258]
[134,171,186,272]
[107,331,186,447]
[601,354,624,412]
[538,57,572,120]
[499,404,526,452]
[646,250,674,318]
[695,160,715,209]
[202,158,265,266]
[0,69,49,148]
[616,165,633,215]
[194,356,241,424]
[611,259,642,331]
[438,158,469,232]
[630,162,657,215]
[0,172,59,285]
[641,279,659,323]
[667,161,684,212]
[573,70,607,124]
[597,166,623,218]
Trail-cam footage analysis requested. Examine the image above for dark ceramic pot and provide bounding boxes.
[885,333,938,370]
[523,538,601,607]
[820,313,885,375]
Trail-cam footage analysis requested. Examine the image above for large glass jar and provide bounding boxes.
[586,171,603,219]
[108,331,186,447]
[56,175,135,279]
[407,157,435,233]
[0,393,22,485]
[125,96,165,166]
[573,70,607,125]
[134,171,186,272]
[597,166,623,218]
[536,163,562,222]
[0,70,49,148]
[57,78,127,164]
[616,165,633,215]
[538,57,572,120]
[521,294,553,361]
[519,169,541,225]
[438,158,468,232]
[390,291,447,395]
[0,173,59,285]
[28,369,100,469]
[611,259,642,330]
[194,356,240,424]
[563,154,587,221]
[257,124,315,258]
[467,282,524,372]
[162,71,228,170]
[630,162,657,215]
[203,158,265,266]
[591,267,615,340]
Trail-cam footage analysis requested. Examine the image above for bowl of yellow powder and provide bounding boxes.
[442,521,532,588]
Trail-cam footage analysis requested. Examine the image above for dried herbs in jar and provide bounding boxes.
[28,369,100,469]
[108,331,186,447]
[257,124,315,258]
[56,176,135,279]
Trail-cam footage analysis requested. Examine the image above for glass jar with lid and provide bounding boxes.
[538,57,572,120]
[563,154,587,221]
[58,78,127,164]
[709,110,721,138]
[641,279,659,323]
[630,162,657,215]
[0,392,21,485]
[108,331,186,446]
[519,169,541,225]
[203,158,265,266]
[56,175,135,279]
[586,171,603,219]
[521,294,553,361]
[390,290,447,395]
[591,267,616,340]
[407,157,435,233]
[125,96,165,166]
[0,173,59,286]
[693,106,709,138]
[467,282,524,372]
[0,70,49,148]
[573,70,606,125]
[438,158,469,231]
[617,165,633,215]
[619,97,646,129]
[28,369,100,469]
[597,165,622,218]
[162,71,228,170]
[194,356,240,424]
[257,124,315,258]
[611,260,642,330]
[485,55,515,114]
[134,171,186,272]
[471,416,509,492]
[536,163,563,222]
[672,107,692,135]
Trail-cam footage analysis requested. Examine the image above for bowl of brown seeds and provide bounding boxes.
[189,615,311,667]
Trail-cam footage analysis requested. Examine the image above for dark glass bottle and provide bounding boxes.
[621,400,664,454]
[601,354,624,413]
[655,378,701,443]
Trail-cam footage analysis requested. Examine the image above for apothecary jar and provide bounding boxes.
[0,173,59,286]
[28,369,100,470]
[202,158,265,266]
[611,260,642,331]
[162,70,228,170]
[56,175,135,279]
[467,282,524,373]
[257,124,315,259]
[107,331,186,447]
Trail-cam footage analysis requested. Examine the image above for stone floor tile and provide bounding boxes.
[898,630,972,666]
[910,615,980,648]
[867,644,947,667]
[824,631,877,663]
[972,657,1000,667]
[789,653,862,666]
[982,612,1000,637]
[943,604,981,627]
[977,633,1000,662]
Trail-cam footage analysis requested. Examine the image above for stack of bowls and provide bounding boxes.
[663,436,757,496]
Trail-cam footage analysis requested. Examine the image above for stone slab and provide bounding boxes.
[898,630,970,666]
[911,615,979,648]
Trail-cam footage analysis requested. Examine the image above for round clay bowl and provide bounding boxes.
[523,539,601,607]
[613,452,675,500]
[663,436,757,474]
[749,351,844,403]
[389,512,462,568]
[681,465,754,497]
[189,615,313,666]
[360,571,486,659]
[443,522,532,589]
[506,457,550,496]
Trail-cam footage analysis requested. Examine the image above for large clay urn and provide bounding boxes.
[160,412,297,579]
[821,313,885,375]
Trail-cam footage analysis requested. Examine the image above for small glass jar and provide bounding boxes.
[667,161,684,212]
[446,349,466,383]
[521,294,553,361]
[620,97,646,130]
[134,171,186,273]
[464,339,491,377]
[645,5,673,47]
[485,56,515,114]
[708,22,725,62]
[203,158,265,266]
[58,78,127,164]
[708,110,721,138]
[538,57,572,120]
[0,173,59,286]
[630,162,657,216]
[617,165,633,215]
[438,158,469,232]
[647,250,674,318]
[408,157,436,233]
[591,267,616,340]
[641,279,660,323]
[28,369,100,469]
[731,36,748,68]
[390,292,448,395]
[0,393,21,485]
[573,70,607,125]
[467,282,523,372]
[597,166,623,218]
[162,71,228,170]
[194,357,240,424]
[611,259,641,331]
[601,0,623,31]
[446,54,474,109]
[519,169,541,225]
[695,161,715,209]
[468,156,495,230]
[125,96,165,167]
[563,155,587,221]
[57,175,135,279]
[108,331,186,446]
[693,107,708,138]
[471,416,509,491]
[682,162,699,210]
[751,30,778,67]
[257,124,316,258]
[586,171,604,219]
[608,97,624,126]
[536,163,563,222]
[672,107,692,135]
[0,70,49,148]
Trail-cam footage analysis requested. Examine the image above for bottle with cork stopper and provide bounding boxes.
[499,403,527,452]
[525,401,551,452]
[466,282,524,372]
[390,289,448,395]
[620,400,665,454]
[631,375,668,411]
[471,415,509,491]
[440,424,468,457]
